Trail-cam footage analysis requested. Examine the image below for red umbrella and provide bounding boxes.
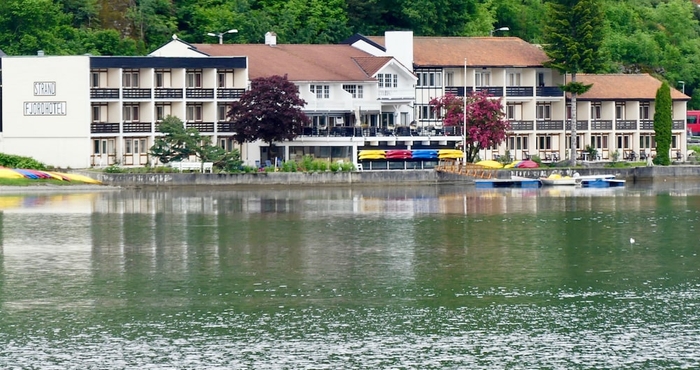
[516,159,539,168]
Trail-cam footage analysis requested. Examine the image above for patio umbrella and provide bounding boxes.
[516,159,539,168]
[475,160,504,169]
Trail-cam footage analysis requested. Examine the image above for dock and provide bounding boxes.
[474,178,542,189]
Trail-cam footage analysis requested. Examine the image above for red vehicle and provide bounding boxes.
[688,110,700,135]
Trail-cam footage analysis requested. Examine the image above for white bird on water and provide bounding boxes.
[630,237,635,244]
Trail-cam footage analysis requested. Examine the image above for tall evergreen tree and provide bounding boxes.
[653,82,672,166]
[543,0,605,166]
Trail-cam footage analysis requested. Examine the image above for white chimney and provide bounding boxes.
[265,32,277,46]
[385,31,413,70]
[37,50,44,56]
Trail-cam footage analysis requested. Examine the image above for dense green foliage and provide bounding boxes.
[654,82,673,165]
[543,0,605,166]
[3,0,700,106]
[0,153,47,170]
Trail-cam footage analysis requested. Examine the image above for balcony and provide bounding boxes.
[217,122,236,133]
[475,86,504,97]
[91,88,119,99]
[506,86,534,97]
[91,122,120,133]
[510,120,535,130]
[590,120,613,130]
[640,120,654,130]
[673,120,684,130]
[186,88,215,99]
[536,120,563,130]
[122,88,151,99]
[444,86,473,97]
[155,88,183,99]
[565,120,588,130]
[123,122,152,133]
[217,88,245,99]
[615,120,637,130]
[536,86,564,97]
[378,88,415,100]
[186,122,215,132]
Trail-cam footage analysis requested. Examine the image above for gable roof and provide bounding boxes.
[577,74,689,101]
[367,36,549,68]
[191,43,389,82]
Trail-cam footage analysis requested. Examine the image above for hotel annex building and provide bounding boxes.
[0,31,689,169]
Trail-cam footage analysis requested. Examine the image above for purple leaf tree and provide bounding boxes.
[227,75,311,145]
[429,91,510,162]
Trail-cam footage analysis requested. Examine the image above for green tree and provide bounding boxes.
[227,75,310,145]
[653,82,672,166]
[150,116,242,171]
[543,0,606,166]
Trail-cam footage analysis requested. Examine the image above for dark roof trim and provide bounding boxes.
[90,56,246,69]
[340,34,386,52]
[0,49,6,57]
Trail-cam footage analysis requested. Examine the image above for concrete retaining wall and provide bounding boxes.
[85,165,700,187]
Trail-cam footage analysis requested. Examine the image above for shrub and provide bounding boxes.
[0,153,47,170]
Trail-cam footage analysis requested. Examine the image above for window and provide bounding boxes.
[310,85,330,99]
[536,103,551,120]
[616,102,626,120]
[639,102,650,119]
[416,71,441,87]
[590,134,608,149]
[475,72,490,86]
[401,112,408,125]
[378,73,399,88]
[156,106,164,121]
[639,134,656,149]
[591,102,602,119]
[537,136,552,150]
[343,84,363,99]
[122,70,139,88]
[186,71,202,88]
[186,104,203,121]
[506,104,520,120]
[446,72,454,86]
[538,72,545,87]
[90,72,100,88]
[218,73,226,88]
[508,136,528,150]
[508,73,521,86]
[418,105,436,120]
[123,105,139,122]
[155,72,164,88]
[218,70,234,88]
[218,105,229,121]
[92,106,101,122]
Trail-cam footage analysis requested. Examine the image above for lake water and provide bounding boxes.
[1,183,700,369]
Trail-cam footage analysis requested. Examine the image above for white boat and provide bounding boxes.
[539,174,581,186]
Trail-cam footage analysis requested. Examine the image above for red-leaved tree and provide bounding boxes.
[429,91,510,162]
[227,75,311,145]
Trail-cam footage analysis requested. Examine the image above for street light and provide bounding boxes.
[490,27,509,36]
[207,29,238,44]
[679,80,685,94]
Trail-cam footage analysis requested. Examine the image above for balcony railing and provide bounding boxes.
[673,120,684,130]
[506,86,534,97]
[186,122,215,132]
[510,120,534,130]
[186,88,215,99]
[640,120,654,130]
[590,120,613,130]
[217,122,236,133]
[378,88,415,100]
[217,88,245,99]
[91,88,119,99]
[123,122,152,133]
[536,86,564,97]
[91,122,120,133]
[122,88,151,99]
[155,88,183,99]
[616,120,637,130]
[475,86,504,97]
[565,120,588,130]
[444,86,473,97]
[536,120,563,130]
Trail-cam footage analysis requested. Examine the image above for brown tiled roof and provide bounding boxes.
[352,56,393,77]
[576,74,689,100]
[192,43,385,82]
[367,36,549,67]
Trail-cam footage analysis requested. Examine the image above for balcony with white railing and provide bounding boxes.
[378,88,415,101]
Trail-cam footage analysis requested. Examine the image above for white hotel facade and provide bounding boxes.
[0,31,689,169]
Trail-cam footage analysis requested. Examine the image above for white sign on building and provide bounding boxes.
[23,101,67,116]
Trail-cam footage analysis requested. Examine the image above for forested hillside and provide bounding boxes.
[2,0,700,106]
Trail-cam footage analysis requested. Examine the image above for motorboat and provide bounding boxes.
[539,173,581,186]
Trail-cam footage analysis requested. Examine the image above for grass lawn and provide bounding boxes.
[0,178,90,186]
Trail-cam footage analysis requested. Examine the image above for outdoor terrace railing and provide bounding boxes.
[616,120,637,130]
[186,122,215,132]
[217,88,245,99]
[476,86,504,96]
[186,88,215,99]
[565,120,588,130]
[511,120,535,130]
[640,120,654,130]
[591,120,613,130]
[122,88,151,99]
[506,86,534,97]
[444,86,473,97]
[217,122,236,133]
[536,120,563,130]
[154,88,183,99]
[122,122,152,133]
[536,86,564,97]
[90,88,119,99]
[673,120,684,130]
[91,122,120,133]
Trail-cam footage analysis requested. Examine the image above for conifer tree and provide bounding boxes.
[653,82,672,166]
[543,0,605,166]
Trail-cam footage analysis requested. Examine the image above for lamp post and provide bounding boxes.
[207,29,238,44]
[679,80,685,94]
[490,27,509,36]
[463,57,468,163]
